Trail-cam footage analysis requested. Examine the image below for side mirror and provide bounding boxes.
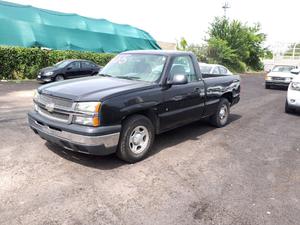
[168,74,188,85]
[290,68,300,75]
[66,67,72,70]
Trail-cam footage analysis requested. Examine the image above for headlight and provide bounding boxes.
[34,102,39,111]
[75,102,101,113]
[45,71,54,76]
[73,102,101,126]
[265,76,272,81]
[33,90,39,101]
[73,116,100,126]
[291,82,300,91]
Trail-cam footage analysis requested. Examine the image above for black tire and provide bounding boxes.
[117,115,155,163]
[265,84,270,89]
[210,98,230,128]
[285,100,293,113]
[55,75,64,82]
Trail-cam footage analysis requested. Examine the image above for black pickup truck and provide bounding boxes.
[28,50,240,163]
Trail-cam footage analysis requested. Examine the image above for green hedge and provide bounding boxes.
[0,46,115,80]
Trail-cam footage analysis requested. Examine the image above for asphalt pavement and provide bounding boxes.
[0,74,299,225]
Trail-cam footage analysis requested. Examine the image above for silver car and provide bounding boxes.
[199,63,233,77]
[265,65,297,89]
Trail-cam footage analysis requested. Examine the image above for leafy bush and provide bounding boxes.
[186,44,209,63]
[0,46,115,80]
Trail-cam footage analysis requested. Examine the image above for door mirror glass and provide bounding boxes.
[290,68,300,75]
[169,74,188,85]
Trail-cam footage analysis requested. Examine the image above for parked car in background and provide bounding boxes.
[28,50,240,163]
[199,63,233,78]
[286,70,300,113]
[37,59,101,83]
[265,65,297,89]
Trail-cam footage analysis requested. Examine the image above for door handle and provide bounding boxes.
[193,87,205,97]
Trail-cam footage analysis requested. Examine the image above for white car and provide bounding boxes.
[199,63,233,77]
[286,75,300,113]
[265,65,297,89]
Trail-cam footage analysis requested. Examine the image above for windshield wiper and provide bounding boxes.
[98,73,112,77]
[115,76,140,80]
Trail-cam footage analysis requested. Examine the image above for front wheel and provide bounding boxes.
[210,98,230,128]
[117,115,155,163]
[55,75,64,82]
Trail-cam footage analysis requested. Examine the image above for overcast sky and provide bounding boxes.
[6,0,300,46]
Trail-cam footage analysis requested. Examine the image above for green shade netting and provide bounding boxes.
[0,0,161,53]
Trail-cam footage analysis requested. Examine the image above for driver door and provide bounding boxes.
[159,56,205,131]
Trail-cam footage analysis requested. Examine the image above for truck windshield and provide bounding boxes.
[100,54,167,82]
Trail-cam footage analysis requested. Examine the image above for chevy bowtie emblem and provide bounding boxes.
[45,103,55,112]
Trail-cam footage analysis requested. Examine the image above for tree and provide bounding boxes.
[186,44,209,62]
[206,17,268,72]
[176,37,188,51]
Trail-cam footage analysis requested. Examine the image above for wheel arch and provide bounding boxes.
[221,92,233,104]
[121,109,159,134]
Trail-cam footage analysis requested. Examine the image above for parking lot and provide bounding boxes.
[0,74,299,225]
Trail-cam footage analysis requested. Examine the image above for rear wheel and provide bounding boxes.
[55,75,64,82]
[210,98,230,128]
[117,115,155,163]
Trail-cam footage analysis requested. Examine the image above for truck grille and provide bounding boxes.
[39,94,73,109]
[36,94,73,123]
[38,107,70,122]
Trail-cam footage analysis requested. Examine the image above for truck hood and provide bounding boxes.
[38,76,154,101]
[267,72,294,78]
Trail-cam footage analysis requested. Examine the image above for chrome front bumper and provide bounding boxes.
[28,112,120,155]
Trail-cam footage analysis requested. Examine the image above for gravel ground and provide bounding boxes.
[0,75,299,225]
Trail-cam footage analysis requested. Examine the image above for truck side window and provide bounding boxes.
[170,56,198,82]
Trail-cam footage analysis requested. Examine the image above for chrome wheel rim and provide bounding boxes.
[219,105,228,123]
[129,126,149,154]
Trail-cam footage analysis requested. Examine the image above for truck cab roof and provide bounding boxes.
[122,50,194,57]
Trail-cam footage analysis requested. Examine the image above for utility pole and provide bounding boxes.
[222,2,230,17]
